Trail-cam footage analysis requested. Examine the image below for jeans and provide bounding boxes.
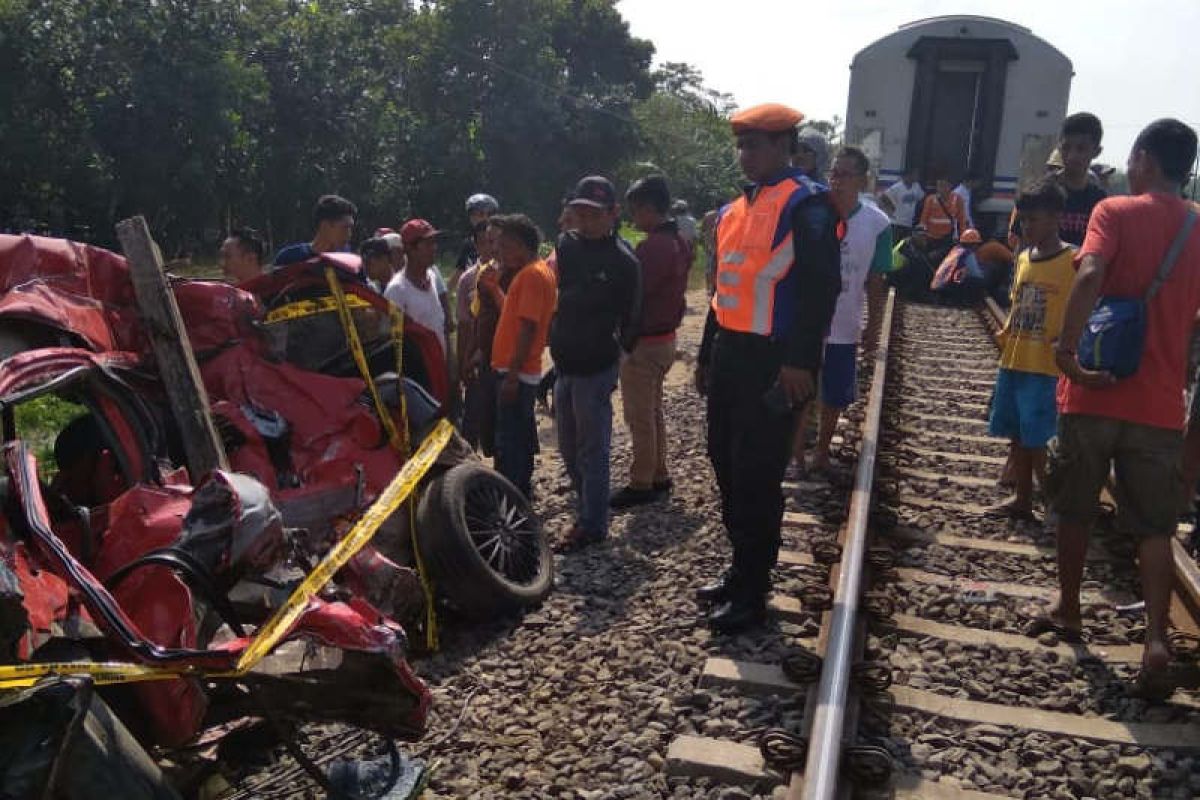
[619,338,676,489]
[555,363,619,537]
[494,377,539,499]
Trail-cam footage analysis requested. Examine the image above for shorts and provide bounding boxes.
[988,368,1057,448]
[1046,413,1183,538]
[820,343,857,409]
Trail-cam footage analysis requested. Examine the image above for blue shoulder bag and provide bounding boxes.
[1078,209,1198,378]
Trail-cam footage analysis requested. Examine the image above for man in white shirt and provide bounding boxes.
[952,173,982,229]
[795,147,893,473]
[878,166,924,241]
[384,218,447,356]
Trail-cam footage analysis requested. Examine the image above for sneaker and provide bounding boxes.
[609,485,662,509]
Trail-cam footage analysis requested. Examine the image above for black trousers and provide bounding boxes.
[705,330,795,599]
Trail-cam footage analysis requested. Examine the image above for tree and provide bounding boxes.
[620,63,740,215]
[0,0,656,254]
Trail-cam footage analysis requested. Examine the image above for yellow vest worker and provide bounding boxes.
[694,103,842,634]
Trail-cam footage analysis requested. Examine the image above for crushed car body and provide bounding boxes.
[0,233,553,795]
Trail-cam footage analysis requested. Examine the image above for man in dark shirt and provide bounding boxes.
[1010,113,1107,249]
[272,194,356,267]
[1057,113,1107,246]
[695,103,842,633]
[550,176,642,550]
[611,176,690,509]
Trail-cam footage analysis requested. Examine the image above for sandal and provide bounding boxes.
[1024,614,1083,644]
[983,499,1036,522]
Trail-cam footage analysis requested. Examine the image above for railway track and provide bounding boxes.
[668,292,1200,800]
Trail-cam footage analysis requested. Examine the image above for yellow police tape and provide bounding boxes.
[324,268,405,452]
[0,418,454,690]
[263,292,373,324]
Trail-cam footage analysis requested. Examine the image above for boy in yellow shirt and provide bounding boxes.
[988,180,1075,519]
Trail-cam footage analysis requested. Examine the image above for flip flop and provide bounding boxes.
[1024,615,1084,644]
[983,503,1037,522]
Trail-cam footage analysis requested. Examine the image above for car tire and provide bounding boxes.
[416,462,552,619]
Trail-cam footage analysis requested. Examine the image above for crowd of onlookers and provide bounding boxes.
[208,109,1200,683]
[872,113,1200,694]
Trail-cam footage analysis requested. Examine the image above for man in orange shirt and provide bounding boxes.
[918,174,969,260]
[1044,118,1199,692]
[491,214,558,499]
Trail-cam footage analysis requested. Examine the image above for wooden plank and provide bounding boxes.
[885,494,991,515]
[892,424,1003,446]
[768,595,806,622]
[781,510,833,528]
[891,410,990,427]
[885,526,1118,565]
[117,216,228,479]
[894,380,995,395]
[897,443,1007,466]
[890,685,1200,749]
[887,466,996,489]
[892,566,1128,605]
[894,773,1013,800]
[778,550,816,568]
[894,359,997,375]
[886,526,1048,557]
[665,735,780,784]
[789,771,1013,800]
[701,656,813,695]
[889,614,1143,663]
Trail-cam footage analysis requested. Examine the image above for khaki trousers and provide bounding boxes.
[619,337,676,489]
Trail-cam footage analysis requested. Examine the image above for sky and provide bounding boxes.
[616,0,1200,169]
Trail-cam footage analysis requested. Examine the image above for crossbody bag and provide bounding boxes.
[1077,208,1199,378]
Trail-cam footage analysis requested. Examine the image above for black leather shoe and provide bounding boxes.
[708,599,767,635]
[695,574,734,604]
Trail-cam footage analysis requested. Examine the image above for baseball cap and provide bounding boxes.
[568,176,617,210]
[400,219,440,247]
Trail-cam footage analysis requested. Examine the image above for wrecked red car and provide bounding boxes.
[0,234,553,796]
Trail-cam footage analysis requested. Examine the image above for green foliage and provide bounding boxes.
[619,63,741,217]
[0,0,654,252]
[14,394,87,477]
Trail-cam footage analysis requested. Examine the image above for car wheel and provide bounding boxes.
[416,462,552,619]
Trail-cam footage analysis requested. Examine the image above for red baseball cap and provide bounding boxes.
[400,219,440,247]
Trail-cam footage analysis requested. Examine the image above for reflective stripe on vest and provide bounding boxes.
[711,176,815,335]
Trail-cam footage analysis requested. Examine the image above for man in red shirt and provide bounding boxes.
[1043,118,1200,691]
[611,176,690,508]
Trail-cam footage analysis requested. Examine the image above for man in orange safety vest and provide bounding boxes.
[694,103,842,633]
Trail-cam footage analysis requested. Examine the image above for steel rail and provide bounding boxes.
[796,288,896,800]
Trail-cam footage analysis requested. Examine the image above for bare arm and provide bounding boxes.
[500,319,537,403]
